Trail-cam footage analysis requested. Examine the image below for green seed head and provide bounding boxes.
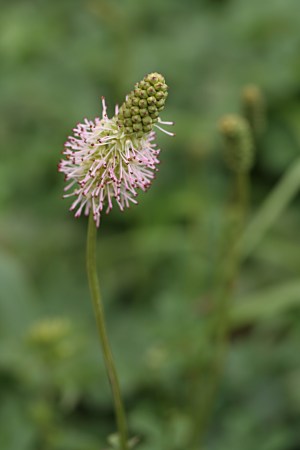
[116,73,168,136]
[219,115,254,173]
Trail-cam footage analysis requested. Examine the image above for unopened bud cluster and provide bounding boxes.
[219,115,254,173]
[117,73,168,137]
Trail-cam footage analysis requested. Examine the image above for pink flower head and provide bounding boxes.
[59,73,173,226]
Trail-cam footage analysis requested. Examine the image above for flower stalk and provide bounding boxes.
[189,115,254,448]
[86,212,128,450]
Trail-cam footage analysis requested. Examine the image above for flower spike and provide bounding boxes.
[59,73,173,226]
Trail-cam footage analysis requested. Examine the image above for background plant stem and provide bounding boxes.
[191,171,249,449]
[240,156,300,260]
[86,213,129,450]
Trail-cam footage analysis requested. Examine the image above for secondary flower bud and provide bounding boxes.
[241,84,266,137]
[219,115,254,173]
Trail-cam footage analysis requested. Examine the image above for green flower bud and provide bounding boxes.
[131,106,140,116]
[147,86,156,96]
[139,99,147,108]
[241,84,266,137]
[150,111,159,119]
[116,72,169,135]
[131,97,140,106]
[142,116,152,125]
[147,96,157,105]
[159,83,168,92]
[124,118,132,127]
[140,108,148,117]
[219,114,254,173]
[155,91,165,100]
[139,80,150,90]
[146,72,165,85]
[123,109,131,118]
[136,89,147,99]
[132,115,142,123]
[156,99,165,109]
[148,105,157,114]
[133,123,143,132]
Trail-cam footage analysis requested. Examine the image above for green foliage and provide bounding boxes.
[1,0,300,449]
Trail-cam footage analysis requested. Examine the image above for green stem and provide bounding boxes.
[86,213,128,450]
[240,156,300,261]
[191,172,249,449]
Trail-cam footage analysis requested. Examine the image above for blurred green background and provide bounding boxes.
[1,0,300,449]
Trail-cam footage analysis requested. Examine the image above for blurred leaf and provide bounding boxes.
[0,251,37,337]
[232,279,300,326]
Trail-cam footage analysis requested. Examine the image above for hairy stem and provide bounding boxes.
[86,213,128,450]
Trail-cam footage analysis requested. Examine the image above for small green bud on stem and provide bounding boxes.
[241,84,266,137]
[219,114,254,173]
